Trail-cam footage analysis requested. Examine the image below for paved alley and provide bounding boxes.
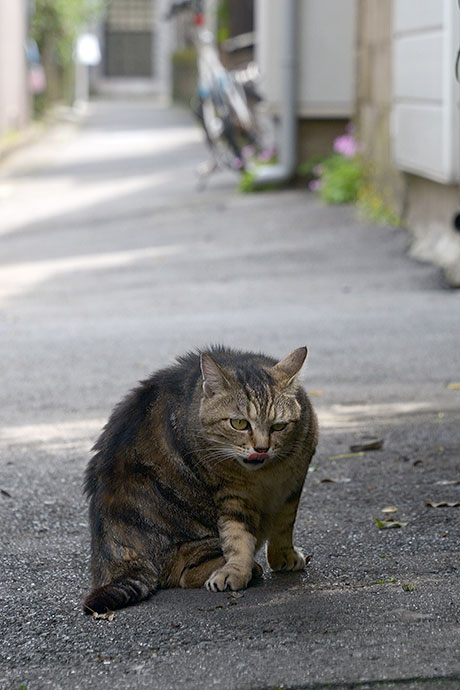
[1,100,460,690]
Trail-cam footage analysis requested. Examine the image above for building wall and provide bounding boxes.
[355,0,405,215]
[355,0,460,286]
[255,0,356,163]
[392,0,460,184]
[0,0,28,136]
[256,0,356,118]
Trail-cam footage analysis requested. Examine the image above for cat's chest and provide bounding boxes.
[248,461,303,516]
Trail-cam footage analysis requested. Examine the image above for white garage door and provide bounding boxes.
[392,0,460,184]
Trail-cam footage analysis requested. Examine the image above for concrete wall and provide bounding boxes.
[405,175,460,286]
[297,119,349,165]
[0,0,28,136]
[355,0,405,215]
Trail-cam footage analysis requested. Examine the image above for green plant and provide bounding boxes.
[304,129,401,227]
[31,0,106,107]
[318,154,364,204]
[32,0,105,64]
[297,155,325,180]
[238,169,280,193]
[357,183,401,226]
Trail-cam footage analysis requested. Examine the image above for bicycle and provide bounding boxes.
[165,0,272,181]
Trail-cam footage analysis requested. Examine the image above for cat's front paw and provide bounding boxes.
[205,564,251,592]
[267,547,306,572]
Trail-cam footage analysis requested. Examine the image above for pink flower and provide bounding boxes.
[258,147,276,163]
[333,134,359,158]
[308,179,323,192]
[242,145,255,159]
[232,157,244,170]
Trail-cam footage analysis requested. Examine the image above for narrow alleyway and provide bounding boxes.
[1,100,459,690]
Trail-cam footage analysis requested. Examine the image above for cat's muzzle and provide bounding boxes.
[245,452,270,466]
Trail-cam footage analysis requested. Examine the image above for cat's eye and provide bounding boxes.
[230,418,250,431]
[271,422,287,432]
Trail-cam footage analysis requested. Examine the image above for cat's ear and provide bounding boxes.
[271,347,307,386]
[200,353,232,398]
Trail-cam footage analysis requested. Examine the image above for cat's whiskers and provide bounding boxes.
[189,447,236,469]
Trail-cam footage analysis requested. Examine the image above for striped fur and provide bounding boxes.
[83,346,318,612]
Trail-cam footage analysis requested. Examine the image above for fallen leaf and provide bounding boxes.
[350,439,384,452]
[435,479,460,485]
[1,489,12,498]
[375,518,407,529]
[328,452,365,461]
[369,577,397,585]
[402,583,416,592]
[381,506,398,513]
[425,500,460,508]
[229,591,244,599]
[90,609,115,622]
[447,382,460,390]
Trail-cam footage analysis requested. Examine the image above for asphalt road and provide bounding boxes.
[1,100,460,690]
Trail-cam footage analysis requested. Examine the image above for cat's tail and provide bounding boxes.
[83,576,158,614]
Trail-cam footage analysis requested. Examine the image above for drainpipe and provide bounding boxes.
[253,0,298,186]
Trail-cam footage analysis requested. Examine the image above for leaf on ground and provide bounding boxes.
[446,382,460,390]
[1,489,12,497]
[425,500,460,508]
[328,452,365,461]
[92,610,115,621]
[370,577,397,585]
[402,583,416,592]
[375,517,407,529]
[381,506,398,513]
[350,438,384,452]
[435,479,460,485]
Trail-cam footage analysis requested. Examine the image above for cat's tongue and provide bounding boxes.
[247,452,270,463]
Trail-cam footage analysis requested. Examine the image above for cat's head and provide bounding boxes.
[199,348,307,471]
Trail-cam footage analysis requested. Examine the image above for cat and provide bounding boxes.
[83,345,318,613]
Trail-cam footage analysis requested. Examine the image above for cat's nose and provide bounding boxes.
[254,446,269,454]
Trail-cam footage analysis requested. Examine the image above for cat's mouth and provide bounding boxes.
[244,452,270,466]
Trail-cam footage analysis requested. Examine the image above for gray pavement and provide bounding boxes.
[1,100,460,690]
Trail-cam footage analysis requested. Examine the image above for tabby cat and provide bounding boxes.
[83,345,318,613]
